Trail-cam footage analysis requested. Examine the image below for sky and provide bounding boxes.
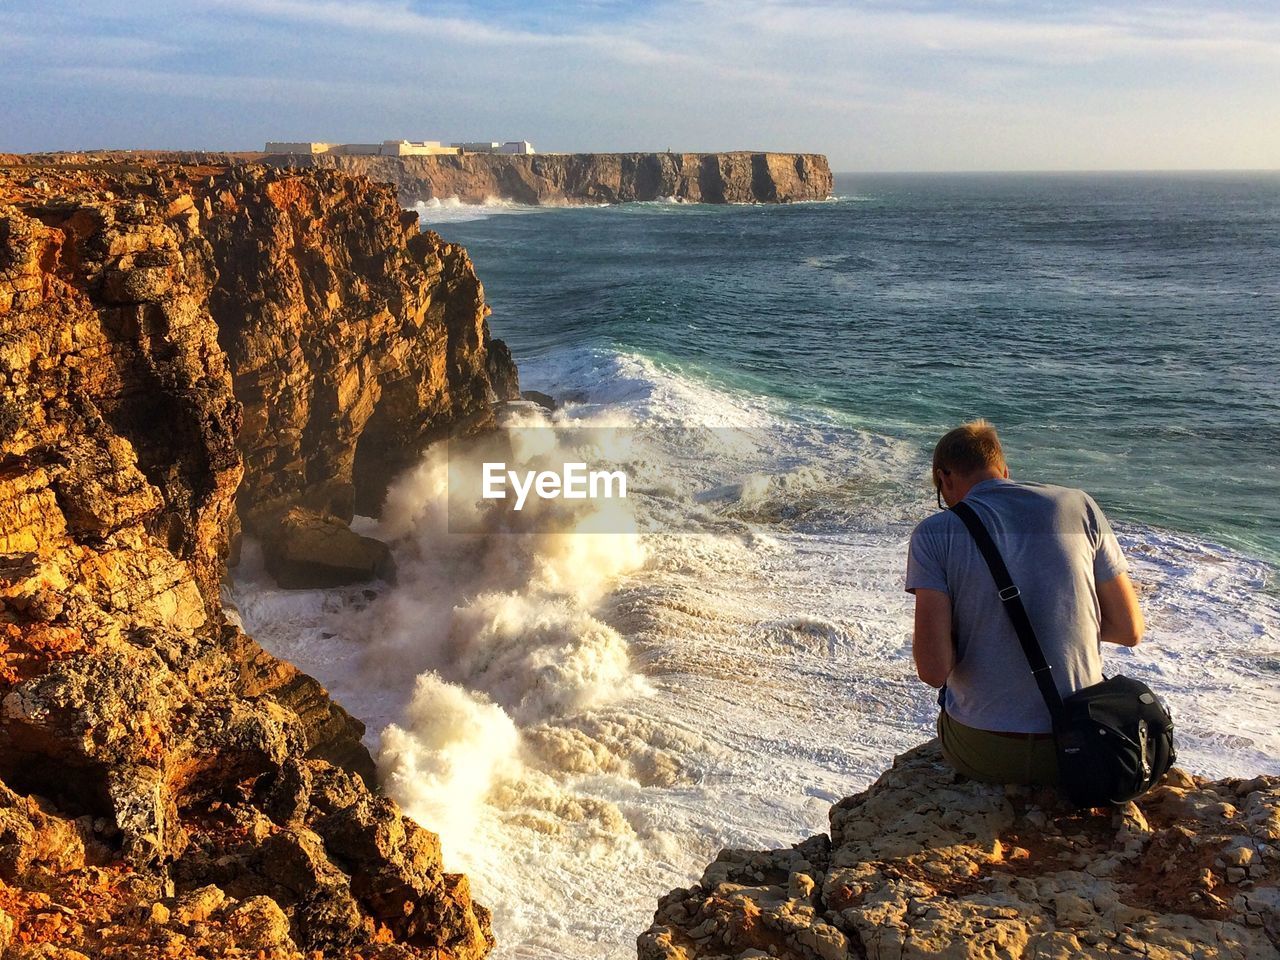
[2,0,1278,171]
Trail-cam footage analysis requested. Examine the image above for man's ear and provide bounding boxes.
[1001,465,1010,479]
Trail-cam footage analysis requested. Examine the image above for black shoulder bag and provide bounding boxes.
[950,501,1176,807]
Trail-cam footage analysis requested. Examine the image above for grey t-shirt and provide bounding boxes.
[905,478,1128,733]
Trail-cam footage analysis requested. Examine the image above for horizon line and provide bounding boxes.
[835,167,1280,175]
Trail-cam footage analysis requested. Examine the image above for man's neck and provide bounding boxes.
[954,468,1007,503]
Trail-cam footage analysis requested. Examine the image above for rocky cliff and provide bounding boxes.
[201,164,518,536]
[0,158,513,957]
[639,743,1280,959]
[264,152,834,206]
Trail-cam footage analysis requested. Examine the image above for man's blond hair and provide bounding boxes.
[932,419,1007,477]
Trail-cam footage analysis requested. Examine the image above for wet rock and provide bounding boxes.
[521,389,557,411]
[262,507,395,589]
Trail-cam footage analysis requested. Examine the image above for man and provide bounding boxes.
[906,420,1145,785]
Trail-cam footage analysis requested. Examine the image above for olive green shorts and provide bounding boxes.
[937,711,1060,786]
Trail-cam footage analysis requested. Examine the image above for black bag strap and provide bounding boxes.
[949,500,1066,722]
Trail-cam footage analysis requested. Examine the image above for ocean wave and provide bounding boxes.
[412,196,542,225]
[413,194,853,227]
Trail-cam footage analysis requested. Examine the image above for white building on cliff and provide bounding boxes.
[265,140,461,156]
[452,141,536,155]
[378,140,461,156]
[266,139,536,157]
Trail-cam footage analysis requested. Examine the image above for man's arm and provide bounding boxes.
[1098,572,1144,647]
[912,588,955,687]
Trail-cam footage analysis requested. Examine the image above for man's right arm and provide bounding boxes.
[1087,494,1143,647]
[906,520,954,687]
[1098,572,1144,647]
[913,588,955,687]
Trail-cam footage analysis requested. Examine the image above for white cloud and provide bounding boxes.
[205,0,690,65]
[45,64,420,103]
[0,27,179,64]
[3,0,1279,167]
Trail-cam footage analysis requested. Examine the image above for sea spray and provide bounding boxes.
[353,409,649,871]
[413,196,543,226]
[378,675,522,850]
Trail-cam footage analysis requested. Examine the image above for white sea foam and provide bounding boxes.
[379,674,523,847]
[413,196,542,225]
[228,345,1280,960]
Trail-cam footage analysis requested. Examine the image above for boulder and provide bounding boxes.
[262,508,395,589]
[0,783,86,880]
[521,389,557,411]
[224,895,296,951]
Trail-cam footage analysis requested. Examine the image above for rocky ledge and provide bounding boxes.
[263,152,834,206]
[0,158,515,956]
[639,743,1280,959]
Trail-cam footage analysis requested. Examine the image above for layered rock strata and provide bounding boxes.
[202,164,516,528]
[0,159,507,957]
[639,743,1280,959]
[264,152,834,206]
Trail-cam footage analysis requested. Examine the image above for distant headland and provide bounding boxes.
[259,143,834,205]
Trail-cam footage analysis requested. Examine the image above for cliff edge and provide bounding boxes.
[263,151,834,206]
[0,159,514,957]
[639,742,1280,959]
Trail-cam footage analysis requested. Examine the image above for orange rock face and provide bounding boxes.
[203,164,517,529]
[0,159,504,958]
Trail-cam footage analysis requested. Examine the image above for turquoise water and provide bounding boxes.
[428,172,1280,565]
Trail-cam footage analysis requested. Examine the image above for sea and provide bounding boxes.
[227,173,1280,959]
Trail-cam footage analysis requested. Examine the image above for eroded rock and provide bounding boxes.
[262,507,395,589]
[265,151,835,206]
[0,161,498,958]
[201,163,518,529]
[640,743,1280,959]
